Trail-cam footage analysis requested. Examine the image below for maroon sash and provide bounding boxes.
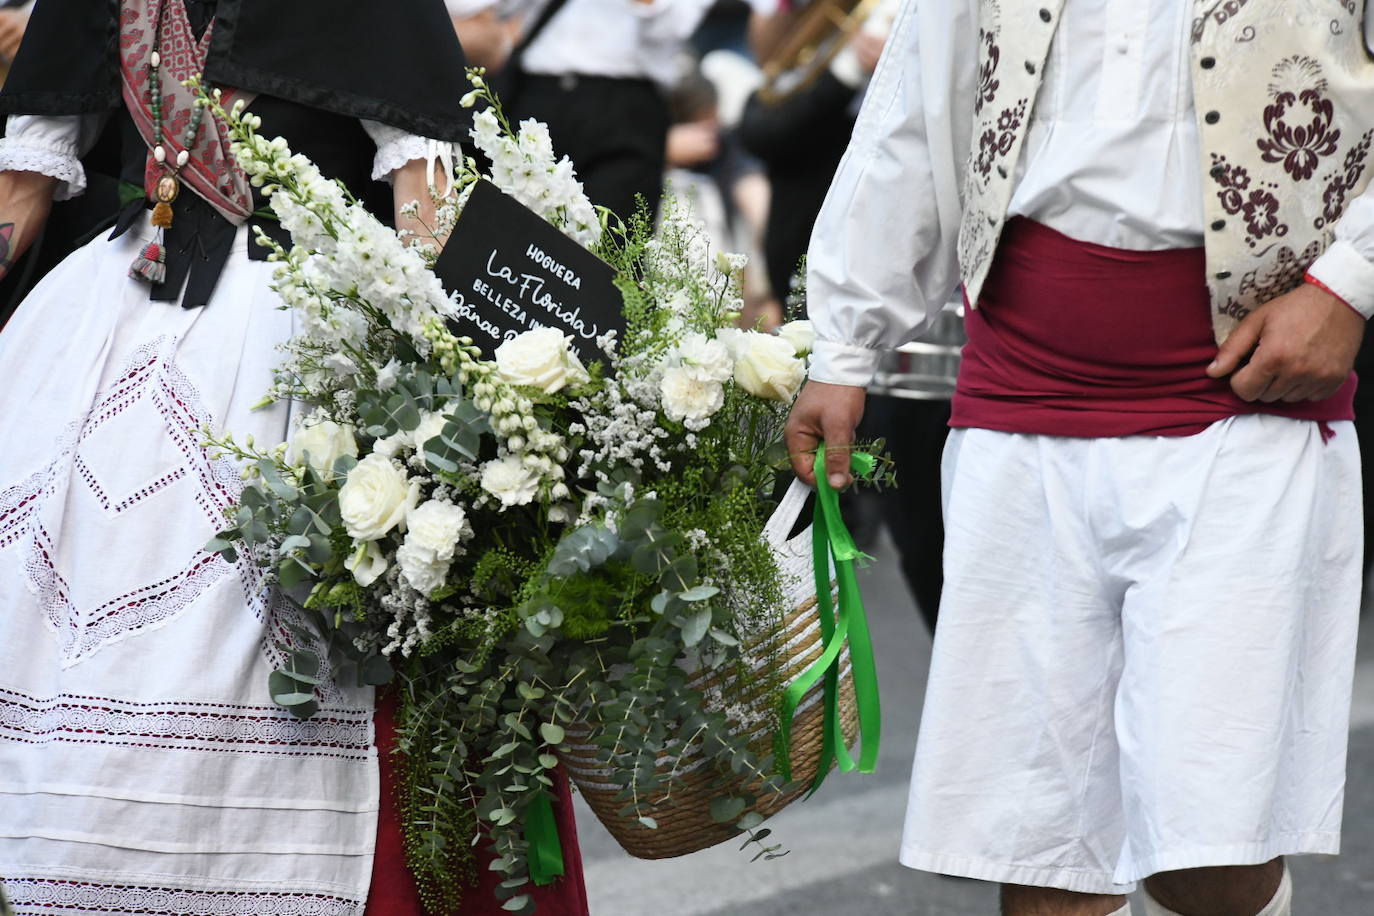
[118,0,256,225]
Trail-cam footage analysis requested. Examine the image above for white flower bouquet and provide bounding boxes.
[199,75,885,914]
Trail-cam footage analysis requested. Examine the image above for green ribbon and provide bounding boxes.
[776,444,882,796]
[523,788,565,886]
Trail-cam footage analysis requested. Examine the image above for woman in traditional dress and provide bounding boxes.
[0,1,588,913]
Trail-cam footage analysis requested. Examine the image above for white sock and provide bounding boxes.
[1142,864,1292,916]
[1255,865,1292,916]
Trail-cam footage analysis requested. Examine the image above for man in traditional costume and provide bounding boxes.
[0,2,588,913]
[788,2,1368,915]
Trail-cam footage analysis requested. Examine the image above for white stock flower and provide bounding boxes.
[660,366,725,427]
[339,454,421,541]
[396,500,471,595]
[480,455,542,508]
[494,327,589,394]
[672,332,733,384]
[661,288,692,314]
[288,418,357,477]
[344,539,389,587]
[725,330,807,402]
[776,320,816,356]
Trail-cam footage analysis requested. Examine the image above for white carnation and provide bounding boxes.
[412,410,451,453]
[288,417,357,478]
[372,429,413,459]
[494,327,590,394]
[404,500,471,565]
[396,500,471,595]
[339,454,421,541]
[672,332,733,384]
[480,455,542,508]
[660,366,725,427]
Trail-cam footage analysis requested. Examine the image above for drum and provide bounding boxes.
[868,299,966,401]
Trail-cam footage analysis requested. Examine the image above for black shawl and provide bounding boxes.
[0,0,470,141]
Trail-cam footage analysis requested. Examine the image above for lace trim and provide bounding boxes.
[4,337,357,712]
[0,686,372,758]
[12,340,247,667]
[3,878,362,916]
[372,134,433,182]
[0,138,88,201]
[360,119,435,182]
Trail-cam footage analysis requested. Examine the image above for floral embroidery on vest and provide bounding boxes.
[959,0,1374,344]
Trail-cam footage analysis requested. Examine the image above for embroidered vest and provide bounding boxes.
[958,0,1374,342]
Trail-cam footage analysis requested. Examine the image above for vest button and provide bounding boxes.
[1025,61,1037,74]
[1216,271,1233,280]
[1039,8,1052,21]
[1200,56,1217,69]
[1205,111,1221,124]
[1211,220,1226,231]
[997,166,1008,179]
[1210,164,1226,179]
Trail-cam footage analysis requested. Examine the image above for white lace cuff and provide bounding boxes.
[361,119,437,183]
[0,115,89,201]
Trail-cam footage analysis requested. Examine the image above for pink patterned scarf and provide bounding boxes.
[118,0,256,225]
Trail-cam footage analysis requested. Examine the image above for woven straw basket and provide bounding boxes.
[559,479,859,860]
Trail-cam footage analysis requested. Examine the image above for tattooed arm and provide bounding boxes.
[0,169,57,281]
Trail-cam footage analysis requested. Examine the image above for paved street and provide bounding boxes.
[574,527,1374,915]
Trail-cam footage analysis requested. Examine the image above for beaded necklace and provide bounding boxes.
[130,0,212,284]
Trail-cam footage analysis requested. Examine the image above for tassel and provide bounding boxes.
[130,240,167,284]
[151,201,174,228]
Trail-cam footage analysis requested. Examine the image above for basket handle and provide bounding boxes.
[763,477,813,551]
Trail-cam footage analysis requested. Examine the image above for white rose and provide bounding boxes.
[660,366,725,426]
[728,331,807,402]
[339,454,420,541]
[776,320,816,356]
[673,332,733,384]
[494,327,589,394]
[344,539,389,587]
[480,455,542,508]
[289,418,358,478]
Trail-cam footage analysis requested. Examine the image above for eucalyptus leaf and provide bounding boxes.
[708,627,740,647]
[539,723,566,745]
[272,691,316,707]
[678,584,719,602]
[709,796,747,824]
[680,606,712,647]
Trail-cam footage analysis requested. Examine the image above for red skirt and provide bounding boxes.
[364,693,591,916]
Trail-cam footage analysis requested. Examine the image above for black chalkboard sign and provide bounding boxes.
[434,179,625,366]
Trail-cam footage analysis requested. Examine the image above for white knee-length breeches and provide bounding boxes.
[900,416,1362,893]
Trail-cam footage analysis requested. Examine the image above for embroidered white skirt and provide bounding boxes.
[900,417,1363,894]
[0,229,377,915]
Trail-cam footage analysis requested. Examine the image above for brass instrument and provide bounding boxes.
[869,301,968,402]
[756,0,883,105]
